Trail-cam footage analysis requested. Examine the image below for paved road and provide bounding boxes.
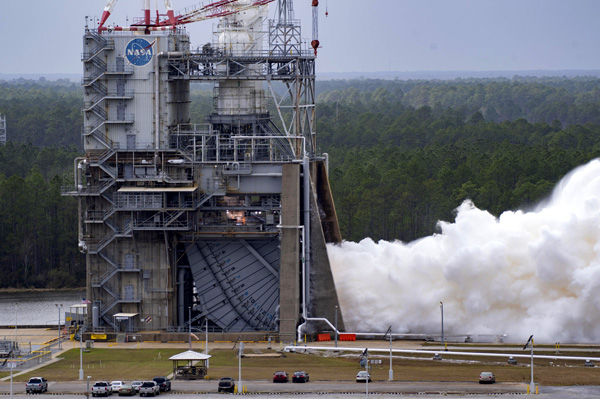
[1,380,599,397]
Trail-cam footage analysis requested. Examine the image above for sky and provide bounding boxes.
[1,0,600,77]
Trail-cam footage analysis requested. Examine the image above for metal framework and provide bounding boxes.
[0,114,6,145]
[63,0,341,339]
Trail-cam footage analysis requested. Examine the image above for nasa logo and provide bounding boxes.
[125,38,154,67]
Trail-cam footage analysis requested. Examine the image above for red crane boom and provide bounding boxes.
[98,0,275,33]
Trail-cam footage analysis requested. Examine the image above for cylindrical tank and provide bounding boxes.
[92,305,99,329]
[214,3,268,116]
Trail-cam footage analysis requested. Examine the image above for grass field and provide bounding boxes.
[6,346,600,385]
[14,348,181,382]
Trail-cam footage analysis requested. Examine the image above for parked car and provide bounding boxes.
[479,371,496,384]
[131,381,143,393]
[92,381,113,397]
[118,383,135,396]
[218,377,236,393]
[25,377,48,394]
[272,371,289,383]
[152,377,171,392]
[292,371,309,383]
[356,370,371,383]
[111,381,125,393]
[139,381,160,397]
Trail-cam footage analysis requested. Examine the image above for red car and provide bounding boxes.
[272,371,289,383]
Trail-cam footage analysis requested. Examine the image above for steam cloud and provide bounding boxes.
[327,159,600,343]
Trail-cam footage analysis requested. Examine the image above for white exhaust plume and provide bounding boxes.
[328,158,600,343]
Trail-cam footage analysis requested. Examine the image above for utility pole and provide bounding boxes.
[523,335,534,393]
[10,303,16,399]
[238,341,244,394]
[384,326,393,381]
[79,328,84,380]
[365,349,369,399]
[440,302,444,344]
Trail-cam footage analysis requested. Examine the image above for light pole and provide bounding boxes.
[238,341,244,394]
[334,306,338,348]
[365,350,369,399]
[440,302,444,345]
[388,327,393,381]
[79,327,84,380]
[55,304,63,350]
[188,307,192,351]
[205,317,209,355]
[10,302,16,399]
[523,335,534,393]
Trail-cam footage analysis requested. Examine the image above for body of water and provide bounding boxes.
[0,290,85,326]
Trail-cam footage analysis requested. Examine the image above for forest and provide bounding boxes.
[2,75,600,287]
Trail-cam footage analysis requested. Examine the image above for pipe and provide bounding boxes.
[144,0,151,25]
[302,156,311,321]
[178,268,186,329]
[284,344,600,363]
[75,157,87,252]
[297,316,339,342]
[155,52,163,154]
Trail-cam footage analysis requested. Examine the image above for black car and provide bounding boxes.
[152,377,171,392]
[292,371,309,383]
[218,377,236,393]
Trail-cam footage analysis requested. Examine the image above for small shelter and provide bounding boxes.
[169,350,211,380]
[112,313,138,333]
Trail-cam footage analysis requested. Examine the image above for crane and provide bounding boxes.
[311,0,319,55]
[97,0,321,56]
[97,0,276,33]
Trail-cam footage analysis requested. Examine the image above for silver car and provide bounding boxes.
[131,381,143,393]
[356,370,371,383]
[479,371,496,384]
[111,381,125,393]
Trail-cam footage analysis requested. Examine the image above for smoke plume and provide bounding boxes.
[327,159,600,343]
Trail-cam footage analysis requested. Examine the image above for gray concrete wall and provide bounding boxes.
[279,164,301,342]
[308,179,345,332]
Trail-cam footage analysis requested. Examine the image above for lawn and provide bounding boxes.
[15,348,181,382]
[209,349,600,385]
[9,346,600,386]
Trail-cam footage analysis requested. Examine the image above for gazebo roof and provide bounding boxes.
[169,350,212,361]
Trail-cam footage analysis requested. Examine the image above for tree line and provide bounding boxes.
[3,76,600,287]
[0,142,82,288]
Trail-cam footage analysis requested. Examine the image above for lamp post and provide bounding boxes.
[188,307,192,351]
[238,341,244,394]
[205,317,209,355]
[55,304,63,350]
[530,341,535,393]
[365,350,369,399]
[10,302,16,399]
[334,306,338,348]
[523,335,535,393]
[79,327,84,380]
[440,302,444,345]
[388,328,393,381]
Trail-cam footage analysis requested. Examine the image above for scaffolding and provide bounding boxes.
[63,2,342,340]
[0,114,6,145]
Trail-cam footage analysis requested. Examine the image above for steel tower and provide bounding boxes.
[65,0,343,341]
